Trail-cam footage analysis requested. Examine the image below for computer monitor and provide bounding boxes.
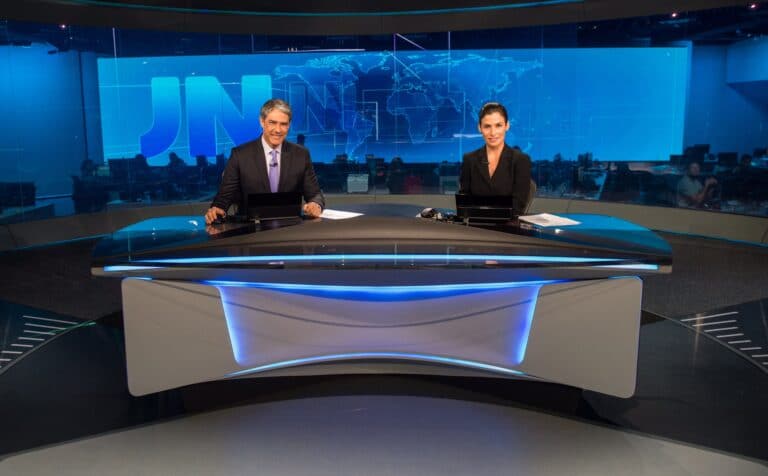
[245,192,303,221]
[108,159,132,181]
[685,144,710,162]
[455,193,516,223]
[669,154,685,166]
[717,152,738,167]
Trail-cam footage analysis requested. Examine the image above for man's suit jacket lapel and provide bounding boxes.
[277,141,292,192]
[252,135,270,193]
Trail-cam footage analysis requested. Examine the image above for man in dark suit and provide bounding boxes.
[205,99,325,224]
[459,102,531,216]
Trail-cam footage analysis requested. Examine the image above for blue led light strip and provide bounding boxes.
[217,282,542,366]
[128,254,619,266]
[208,280,559,292]
[106,261,658,275]
[102,265,162,272]
[595,264,659,270]
[225,353,525,378]
[66,0,582,17]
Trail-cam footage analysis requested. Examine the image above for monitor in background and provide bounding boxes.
[684,144,709,163]
[245,192,303,221]
[669,154,685,166]
[96,165,110,177]
[108,159,132,181]
[455,193,516,223]
[717,152,738,167]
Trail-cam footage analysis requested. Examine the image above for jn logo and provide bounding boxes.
[140,75,272,158]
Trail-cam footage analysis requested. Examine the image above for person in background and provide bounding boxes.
[677,161,718,208]
[80,158,96,177]
[459,102,531,216]
[205,99,325,224]
[386,156,406,194]
[732,154,753,175]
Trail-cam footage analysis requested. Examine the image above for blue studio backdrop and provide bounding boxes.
[97,48,689,165]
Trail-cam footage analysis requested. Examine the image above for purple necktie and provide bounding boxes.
[268,149,279,193]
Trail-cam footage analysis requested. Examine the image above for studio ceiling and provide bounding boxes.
[0,0,759,35]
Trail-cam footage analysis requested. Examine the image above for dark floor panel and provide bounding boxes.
[0,302,81,369]
[672,299,768,371]
[1,309,767,462]
[643,233,768,317]
[0,239,121,321]
[584,317,768,460]
[0,312,188,457]
[4,396,767,476]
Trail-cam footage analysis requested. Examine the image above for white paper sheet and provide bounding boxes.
[320,209,364,220]
[518,213,581,227]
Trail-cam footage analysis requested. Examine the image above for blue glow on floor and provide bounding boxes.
[224,353,526,378]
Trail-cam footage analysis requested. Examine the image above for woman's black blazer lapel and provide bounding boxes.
[474,147,492,186]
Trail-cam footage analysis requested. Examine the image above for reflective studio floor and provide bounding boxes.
[0,231,767,475]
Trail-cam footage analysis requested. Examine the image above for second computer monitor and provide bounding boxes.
[246,192,303,221]
[455,193,516,222]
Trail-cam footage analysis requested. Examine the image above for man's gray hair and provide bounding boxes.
[260,99,292,121]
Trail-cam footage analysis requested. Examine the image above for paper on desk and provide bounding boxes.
[518,213,580,227]
[320,209,363,220]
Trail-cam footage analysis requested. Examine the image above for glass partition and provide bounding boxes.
[0,5,766,228]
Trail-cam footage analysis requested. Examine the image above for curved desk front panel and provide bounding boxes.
[93,207,670,398]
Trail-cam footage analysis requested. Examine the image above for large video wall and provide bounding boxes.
[98,48,688,165]
[0,9,766,225]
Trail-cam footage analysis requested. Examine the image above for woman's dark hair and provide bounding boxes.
[478,102,508,124]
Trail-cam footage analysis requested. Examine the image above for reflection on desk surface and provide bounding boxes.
[91,204,672,276]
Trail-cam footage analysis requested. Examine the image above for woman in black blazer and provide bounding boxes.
[459,102,532,216]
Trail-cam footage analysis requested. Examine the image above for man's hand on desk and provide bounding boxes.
[303,202,322,218]
[205,206,226,225]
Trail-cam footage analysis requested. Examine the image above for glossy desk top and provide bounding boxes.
[92,204,671,281]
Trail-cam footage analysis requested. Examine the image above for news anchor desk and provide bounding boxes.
[92,204,671,398]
